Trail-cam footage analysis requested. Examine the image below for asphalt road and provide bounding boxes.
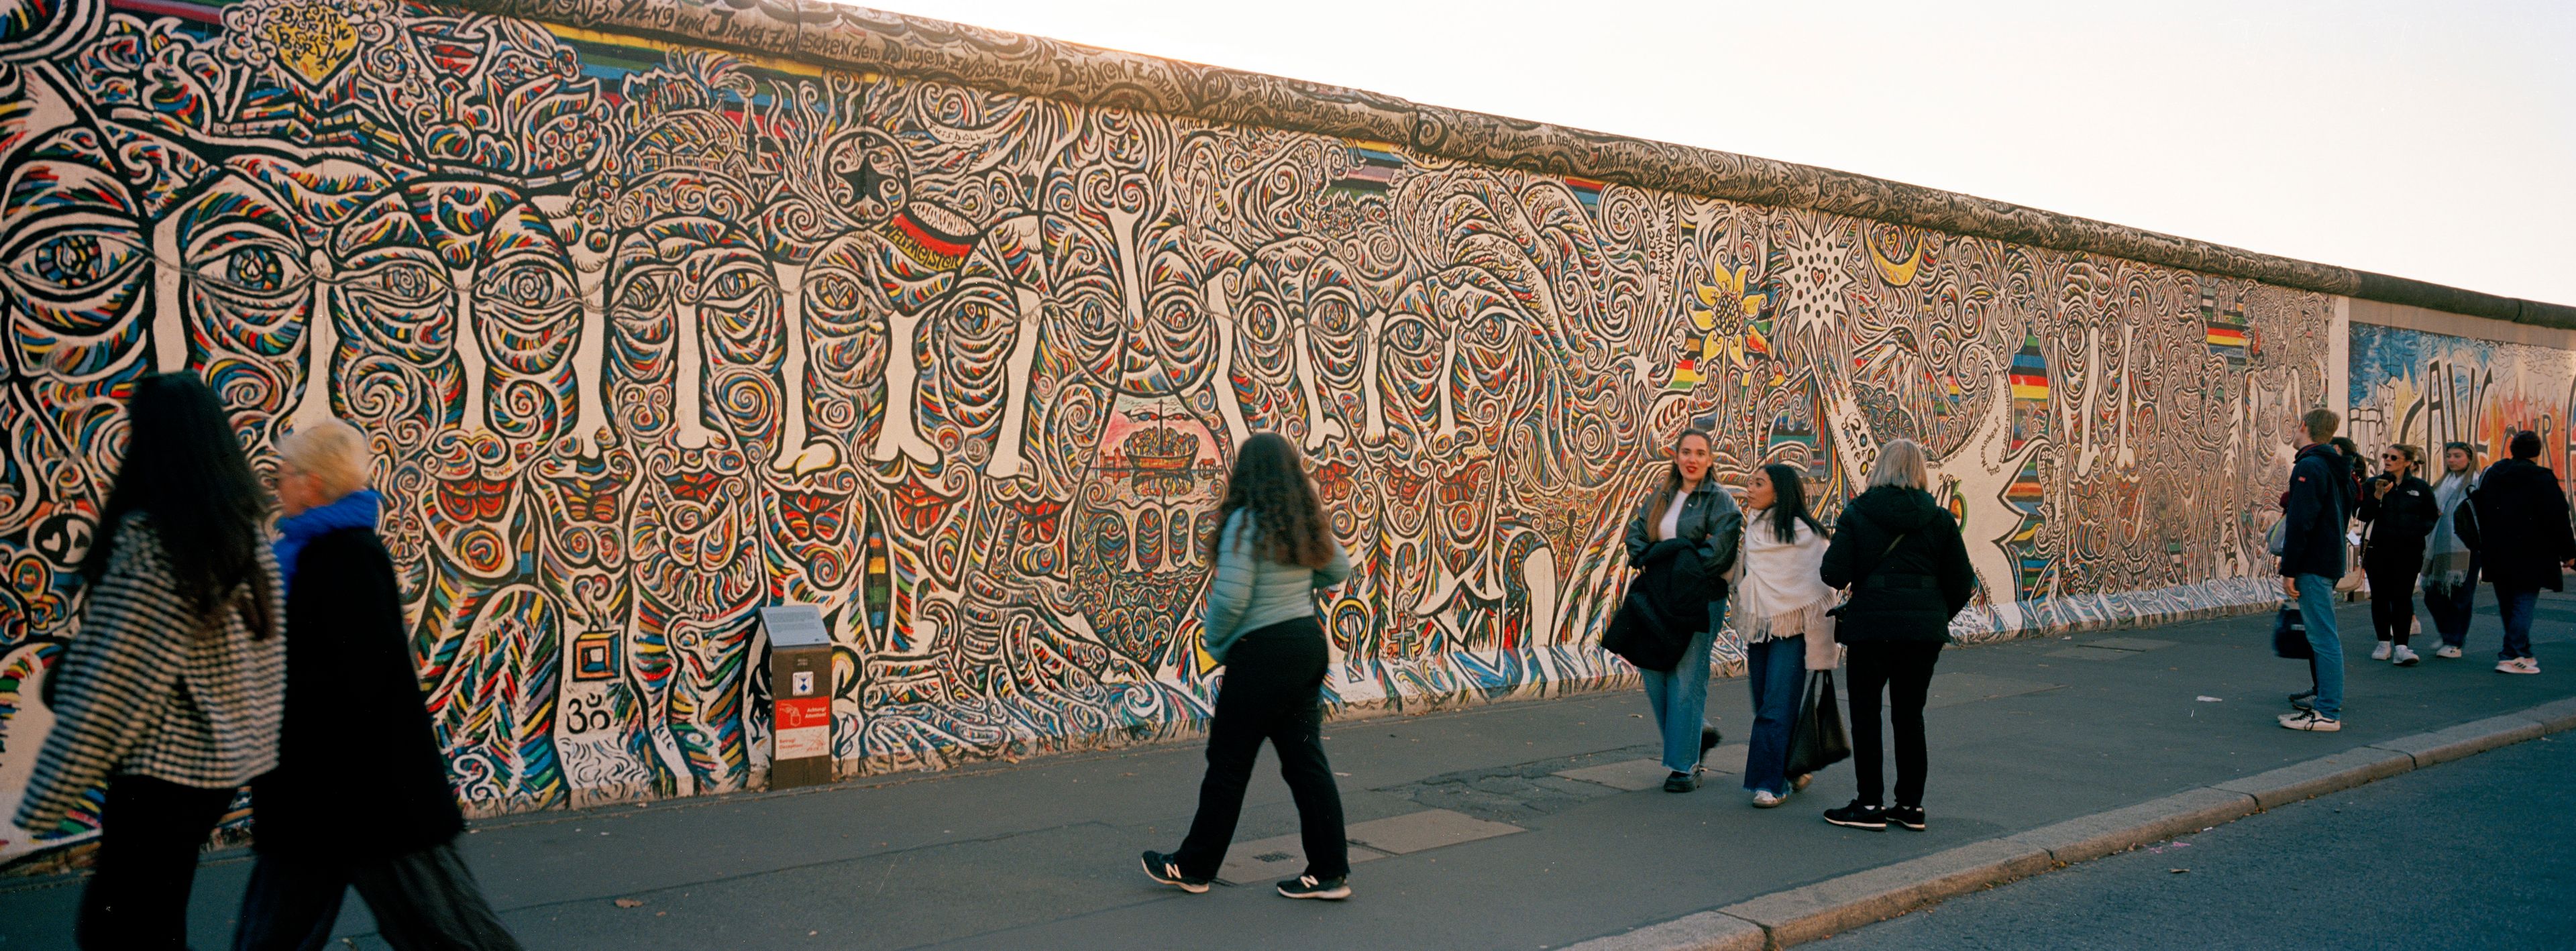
[1814,733,2575,951]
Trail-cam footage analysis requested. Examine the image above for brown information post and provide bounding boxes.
[761,605,835,789]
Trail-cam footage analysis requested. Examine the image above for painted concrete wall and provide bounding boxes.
[0,0,2390,866]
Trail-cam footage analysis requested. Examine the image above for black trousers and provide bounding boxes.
[1845,640,1944,809]
[78,775,236,949]
[235,842,521,950]
[1171,618,1348,881]
[2365,545,2424,645]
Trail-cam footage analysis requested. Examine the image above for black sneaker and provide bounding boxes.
[1277,873,1352,900]
[1140,851,1210,893]
[1701,725,1723,756]
[1663,770,1701,793]
[1823,801,1886,830]
[1886,805,1927,831]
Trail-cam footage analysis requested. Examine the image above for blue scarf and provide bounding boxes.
[274,489,381,596]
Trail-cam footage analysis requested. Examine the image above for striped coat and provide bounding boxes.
[13,512,286,834]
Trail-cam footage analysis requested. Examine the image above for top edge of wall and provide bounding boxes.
[437,0,2576,330]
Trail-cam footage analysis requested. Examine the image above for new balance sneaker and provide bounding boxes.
[2392,645,2420,667]
[1752,790,1785,808]
[1884,805,1927,831]
[2287,689,2317,711]
[2435,645,2463,659]
[1664,770,1701,793]
[1277,874,1351,900]
[1139,851,1210,894]
[2496,657,2541,675]
[2279,709,2343,732]
[2370,641,2393,661]
[1823,801,1887,830]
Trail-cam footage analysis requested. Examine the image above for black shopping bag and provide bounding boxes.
[2272,604,2312,659]
[1785,671,1851,777]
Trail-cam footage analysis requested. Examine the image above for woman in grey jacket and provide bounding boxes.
[15,374,286,948]
[1143,433,1355,901]
[1621,428,1743,792]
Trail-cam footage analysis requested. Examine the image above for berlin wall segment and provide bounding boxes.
[0,0,2493,874]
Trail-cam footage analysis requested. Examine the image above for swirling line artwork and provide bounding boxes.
[0,0,2346,866]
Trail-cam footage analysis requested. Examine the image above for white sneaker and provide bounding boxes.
[2371,642,2393,661]
[2392,645,2420,667]
[2496,658,2541,675]
[1752,791,1785,808]
[2435,645,2463,659]
[2279,709,2343,732]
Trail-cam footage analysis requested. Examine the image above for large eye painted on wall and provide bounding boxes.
[186,223,311,302]
[6,227,146,299]
[341,258,448,309]
[612,272,669,314]
[698,264,773,309]
[475,258,576,311]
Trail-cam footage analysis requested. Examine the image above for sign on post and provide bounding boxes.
[761,605,835,789]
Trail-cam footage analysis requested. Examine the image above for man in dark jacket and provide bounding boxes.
[237,420,521,950]
[2457,430,2575,675]
[1816,439,1976,832]
[2277,408,2353,730]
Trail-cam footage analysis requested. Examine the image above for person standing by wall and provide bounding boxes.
[234,419,521,950]
[2358,443,2438,667]
[2422,442,2482,659]
[1142,433,1357,900]
[1617,429,1743,792]
[1730,463,1834,808]
[2278,408,2355,730]
[13,374,286,948]
[1816,439,1975,832]
[2457,430,2576,675]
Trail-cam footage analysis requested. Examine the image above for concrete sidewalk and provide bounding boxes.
[5,593,2573,950]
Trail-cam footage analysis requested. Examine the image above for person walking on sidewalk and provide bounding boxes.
[1730,463,1834,808]
[1619,428,1743,792]
[2456,430,2576,675]
[1143,433,1358,900]
[235,419,521,950]
[13,374,286,949]
[2423,442,2482,659]
[2358,443,2438,667]
[2279,408,2355,730]
[1816,439,1975,832]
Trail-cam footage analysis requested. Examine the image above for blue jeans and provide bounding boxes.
[2296,574,2345,719]
[1638,600,1723,773]
[1740,635,1805,795]
[2496,586,2539,661]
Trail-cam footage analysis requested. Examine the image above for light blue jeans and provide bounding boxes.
[2296,574,2345,719]
[1639,600,1723,773]
[1741,635,1805,796]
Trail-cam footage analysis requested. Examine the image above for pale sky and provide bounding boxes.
[890,1,2576,307]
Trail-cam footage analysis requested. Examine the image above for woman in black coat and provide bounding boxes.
[2357,443,2438,666]
[235,419,521,951]
[1816,439,1976,832]
[2457,430,2576,675]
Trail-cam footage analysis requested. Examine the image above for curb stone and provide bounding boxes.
[1570,697,2573,950]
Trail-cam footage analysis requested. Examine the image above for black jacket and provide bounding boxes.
[2277,444,2353,579]
[1819,486,1977,644]
[2358,473,2438,561]
[252,527,463,858]
[2458,458,2576,592]
[1623,477,1744,591]
[1604,539,1719,671]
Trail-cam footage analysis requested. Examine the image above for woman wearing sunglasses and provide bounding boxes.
[2358,443,2439,666]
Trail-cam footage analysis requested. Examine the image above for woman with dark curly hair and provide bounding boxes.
[1142,433,1355,901]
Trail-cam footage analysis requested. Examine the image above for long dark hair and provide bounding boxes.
[1756,463,1826,543]
[1210,433,1335,569]
[84,374,276,640]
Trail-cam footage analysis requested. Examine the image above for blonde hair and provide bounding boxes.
[277,418,372,500]
[1866,439,1931,492]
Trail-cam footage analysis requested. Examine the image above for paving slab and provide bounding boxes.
[1340,809,1523,855]
[1214,834,1389,885]
[1555,759,1675,791]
